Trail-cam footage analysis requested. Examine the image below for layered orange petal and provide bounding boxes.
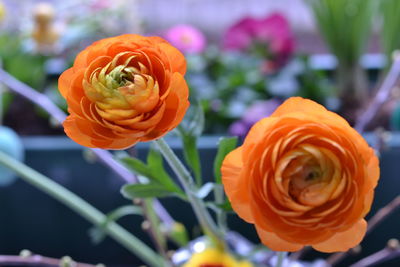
[255,226,304,252]
[58,34,189,149]
[58,68,74,98]
[313,219,367,253]
[221,146,254,223]
[221,97,380,253]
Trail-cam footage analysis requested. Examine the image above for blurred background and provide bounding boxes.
[0,0,399,266]
[2,0,399,136]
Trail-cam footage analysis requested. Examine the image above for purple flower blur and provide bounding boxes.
[223,13,294,69]
[164,24,206,54]
[229,99,281,138]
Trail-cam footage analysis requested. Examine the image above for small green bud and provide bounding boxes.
[60,256,75,267]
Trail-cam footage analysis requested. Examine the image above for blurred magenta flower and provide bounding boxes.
[90,0,112,11]
[223,13,294,68]
[229,99,281,138]
[223,17,258,51]
[164,24,206,54]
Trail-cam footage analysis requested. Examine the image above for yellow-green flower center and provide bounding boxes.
[275,144,344,207]
[82,52,160,124]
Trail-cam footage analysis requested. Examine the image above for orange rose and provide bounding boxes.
[221,97,379,252]
[58,34,189,149]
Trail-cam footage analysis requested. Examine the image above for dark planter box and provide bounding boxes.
[0,135,399,266]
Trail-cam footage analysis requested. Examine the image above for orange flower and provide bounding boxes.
[58,34,189,149]
[221,97,379,252]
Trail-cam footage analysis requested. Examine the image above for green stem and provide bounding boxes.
[214,185,227,233]
[142,199,172,267]
[275,252,287,267]
[0,85,3,125]
[154,138,224,246]
[0,150,163,267]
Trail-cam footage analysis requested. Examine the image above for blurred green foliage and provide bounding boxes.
[307,0,376,111]
[186,47,332,134]
[0,34,46,89]
[308,0,375,68]
[0,34,48,118]
[380,0,400,63]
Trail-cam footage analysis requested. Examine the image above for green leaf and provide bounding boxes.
[181,134,202,186]
[176,102,204,186]
[179,101,205,137]
[147,146,170,182]
[121,183,177,199]
[120,150,183,197]
[89,205,142,244]
[147,146,183,194]
[120,157,153,179]
[177,101,204,186]
[213,137,238,184]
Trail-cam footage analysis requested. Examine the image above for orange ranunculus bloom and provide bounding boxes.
[221,97,379,253]
[58,34,189,149]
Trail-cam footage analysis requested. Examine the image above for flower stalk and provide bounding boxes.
[0,254,98,267]
[140,199,173,267]
[154,138,224,247]
[214,185,228,233]
[0,150,164,267]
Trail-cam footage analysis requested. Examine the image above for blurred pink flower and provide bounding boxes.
[253,14,294,55]
[223,17,258,50]
[90,0,112,11]
[164,24,206,54]
[223,13,294,67]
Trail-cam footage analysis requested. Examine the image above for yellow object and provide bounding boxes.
[33,2,55,25]
[31,2,59,52]
[0,1,5,22]
[183,248,253,267]
[32,27,59,46]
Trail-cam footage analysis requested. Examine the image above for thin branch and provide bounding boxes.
[0,68,174,229]
[355,51,400,133]
[350,240,400,267]
[139,199,172,267]
[327,196,400,266]
[326,251,347,266]
[0,254,98,267]
[289,246,312,261]
[367,196,400,234]
[326,246,362,266]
